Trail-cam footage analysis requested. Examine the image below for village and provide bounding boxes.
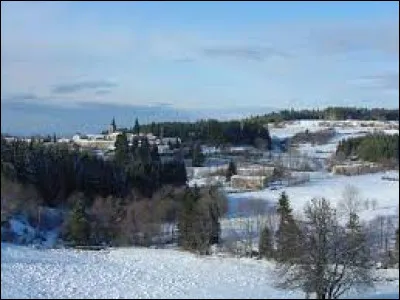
[5,117,397,194]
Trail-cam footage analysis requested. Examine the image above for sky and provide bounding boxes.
[1,1,399,135]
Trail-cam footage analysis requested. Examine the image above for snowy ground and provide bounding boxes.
[1,243,399,299]
[227,172,399,222]
[269,120,398,140]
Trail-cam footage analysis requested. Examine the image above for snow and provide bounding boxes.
[227,172,399,222]
[1,243,398,299]
[4,217,37,244]
[269,120,398,140]
[1,243,300,299]
[2,213,62,248]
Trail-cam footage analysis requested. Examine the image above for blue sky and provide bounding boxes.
[1,1,399,135]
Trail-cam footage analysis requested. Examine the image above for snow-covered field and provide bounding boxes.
[269,120,398,140]
[1,243,399,299]
[228,172,399,222]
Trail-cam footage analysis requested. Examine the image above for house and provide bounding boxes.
[332,162,382,176]
[57,138,71,143]
[157,144,171,154]
[230,175,267,191]
[160,137,181,145]
[236,164,275,177]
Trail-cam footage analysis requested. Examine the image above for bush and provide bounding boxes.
[1,174,42,224]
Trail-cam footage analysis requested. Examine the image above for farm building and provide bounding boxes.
[231,175,267,190]
[186,165,229,179]
[332,162,382,176]
[236,165,275,177]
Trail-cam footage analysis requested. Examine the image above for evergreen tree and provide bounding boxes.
[177,187,216,254]
[264,125,272,151]
[150,145,160,163]
[225,160,237,182]
[114,133,129,166]
[192,143,205,167]
[275,191,303,262]
[64,200,91,246]
[259,225,274,259]
[346,213,370,263]
[134,118,140,135]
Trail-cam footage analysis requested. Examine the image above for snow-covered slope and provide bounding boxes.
[269,120,398,139]
[1,243,398,299]
[1,243,301,299]
[228,172,399,221]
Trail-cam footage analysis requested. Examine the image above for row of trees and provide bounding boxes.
[129,119,273,149]
[62,185,227,252]
[249,107,399,123]
[336,133,399,164]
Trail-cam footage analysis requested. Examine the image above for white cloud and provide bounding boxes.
[1,2,398,109]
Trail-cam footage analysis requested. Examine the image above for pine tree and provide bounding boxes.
[65,200,91,246]
[134,118,140,135]
[264,125,272,151]
[346,213,369,262]
[225,160,237,182]
[275,191,302,262]
[114,133,129,166]
[259,225,274,259]
[192,143,205,167]
[177,187,215,254]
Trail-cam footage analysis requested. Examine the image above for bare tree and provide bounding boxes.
[337,185,362,218]
[1,174,43,224]
[363,199,370,211]
[238,198,270,257]
[221,198,272,257]
[276,198,373,299]
[371,199,378,211]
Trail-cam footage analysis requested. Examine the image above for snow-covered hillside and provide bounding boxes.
[269,120,398,139]
[228,172,399,222]
[1,243,399,299]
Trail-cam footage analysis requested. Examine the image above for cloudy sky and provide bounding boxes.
[1,1,399,135]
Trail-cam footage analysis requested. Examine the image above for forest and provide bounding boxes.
[336,133,399,165]
[1,136,226,251]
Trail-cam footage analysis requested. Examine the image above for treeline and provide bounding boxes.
[250,107,399,123]
[336,133,399,164]
[62,185,227,251]
[125,119,273,149]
